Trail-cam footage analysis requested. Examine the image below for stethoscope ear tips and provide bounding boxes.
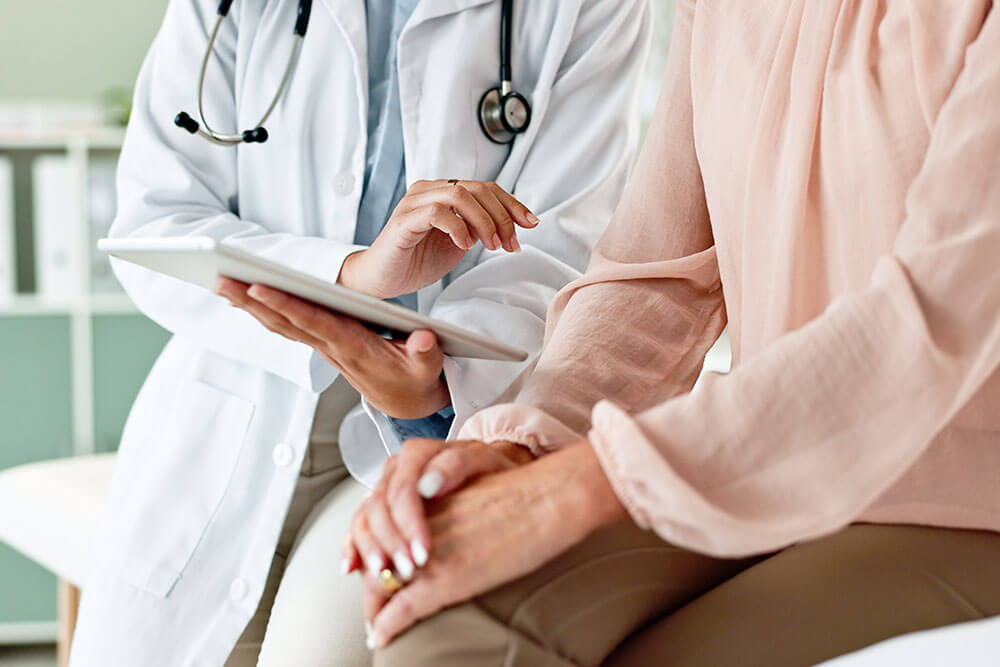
[242,127,269,143]
[174,111,200,135]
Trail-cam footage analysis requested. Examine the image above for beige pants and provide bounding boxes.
[375,521,1000,667]
[226,377,372,667]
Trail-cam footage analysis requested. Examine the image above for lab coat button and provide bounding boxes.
[229,578,248,603]
[272,443,295,468]
[333,171,356,196]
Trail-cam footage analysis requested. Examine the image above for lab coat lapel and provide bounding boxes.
[316,0,368,129]
[407,0,497,28]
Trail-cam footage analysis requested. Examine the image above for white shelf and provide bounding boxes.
[0,130,128,461]
[0,127,125,150]
[0,621,58,645]
[0,293,137,316]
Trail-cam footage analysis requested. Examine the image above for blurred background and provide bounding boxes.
[0,1,679,664]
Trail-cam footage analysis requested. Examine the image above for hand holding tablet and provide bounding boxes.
[98,237,529,362]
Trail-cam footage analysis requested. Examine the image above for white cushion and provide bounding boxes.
[0,454,117,586]
[821,615,1000,666]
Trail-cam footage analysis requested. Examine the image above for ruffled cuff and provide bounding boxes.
[458,404,584,457]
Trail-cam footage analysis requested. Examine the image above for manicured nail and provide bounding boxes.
[366,633,377,650]
[465,235,476,250]
[247,285,264,299]
[340,557,351,574]
[491,233,502,251]
[393,551,415,581]
[526,212,540,226]
[370,631,386,649]
[213,277,227,294]
[417,470,445,499]
[365,553,383,575]
[510,236,522,253]
[411,539,428,567]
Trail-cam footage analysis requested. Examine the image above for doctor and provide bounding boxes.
[70,0,651,665]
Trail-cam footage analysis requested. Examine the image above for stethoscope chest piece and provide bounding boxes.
[478,0,532,145]
[478,85,532,145]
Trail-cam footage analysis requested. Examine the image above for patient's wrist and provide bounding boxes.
[487,440,537,466]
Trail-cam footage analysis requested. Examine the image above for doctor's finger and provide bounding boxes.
[247,285,380,362]
[231,291,328,349]
[487,183,541,230]
[466,184,521,252]
[407,188,498,251]
[444,184,508,251]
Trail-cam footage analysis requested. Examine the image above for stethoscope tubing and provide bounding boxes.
[193,13,304,145]
[179,0,527,146]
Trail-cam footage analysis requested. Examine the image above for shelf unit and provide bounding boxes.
[1,128,132,459]
[0,127,169,645]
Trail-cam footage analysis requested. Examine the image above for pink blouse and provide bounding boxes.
[460,0,1000,557]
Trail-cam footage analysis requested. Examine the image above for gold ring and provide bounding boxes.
[378,568,405,594]
[447,178,460,186]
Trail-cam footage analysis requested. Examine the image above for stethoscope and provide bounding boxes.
[175,0,532,146]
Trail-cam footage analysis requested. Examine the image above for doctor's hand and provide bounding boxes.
[217,278,450,419]
[339,180,540,299]
[341,438,535,604]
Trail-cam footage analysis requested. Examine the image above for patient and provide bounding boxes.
[346,2,1000,664]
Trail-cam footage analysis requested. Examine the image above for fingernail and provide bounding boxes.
[213,278,227,294]
[411,539,428,567]
[465,235,476,250]
[365,553,383,575]
[247,285,263,299]
[371,631,386,650]
[393,551,415,581]
[417,470,445,499]
[365,622,374,636]
[490,233,502,251]
[366,633,377,650]
[526,212,540,226]
[510,236,522,253]
[340,557,354,575]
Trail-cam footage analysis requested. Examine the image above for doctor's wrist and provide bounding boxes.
[338,249,391,299]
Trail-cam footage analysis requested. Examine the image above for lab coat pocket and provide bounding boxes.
[110,378,255,597]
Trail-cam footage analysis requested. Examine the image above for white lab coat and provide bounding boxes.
[70,0,651,664]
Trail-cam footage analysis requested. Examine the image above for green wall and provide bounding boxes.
[0,315,168,624]
[0,1,168,102]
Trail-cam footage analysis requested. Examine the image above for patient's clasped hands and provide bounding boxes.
[348,438,628,649]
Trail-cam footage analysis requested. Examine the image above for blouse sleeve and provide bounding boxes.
[462,0,725,455]
[468,6,1000,559]
[582,7,1000,557]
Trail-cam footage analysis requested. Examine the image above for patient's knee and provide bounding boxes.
[373,603,509,667]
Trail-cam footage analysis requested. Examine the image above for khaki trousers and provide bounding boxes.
[226,377,371,667]
[375,521,1000,667]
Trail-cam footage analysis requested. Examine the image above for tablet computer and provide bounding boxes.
[98,237,529,362]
